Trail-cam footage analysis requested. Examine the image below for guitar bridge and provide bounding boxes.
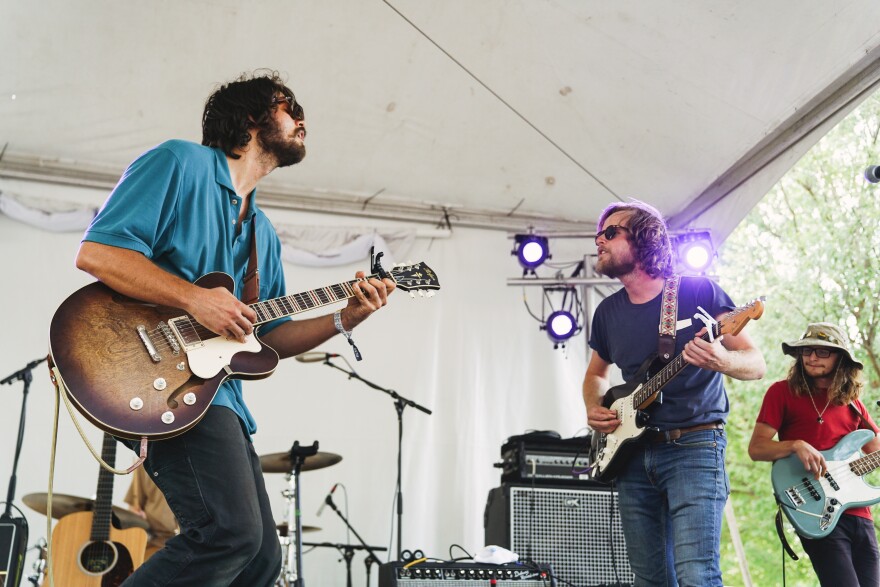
[784,485,805,507]
[136,325,161,362]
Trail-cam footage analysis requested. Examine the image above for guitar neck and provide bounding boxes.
[850,450,880,477]
[249,274,379,327]
[91,433,117,542]
[630,327,718,408]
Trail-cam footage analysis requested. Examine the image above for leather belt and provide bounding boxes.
[648,422,724,443]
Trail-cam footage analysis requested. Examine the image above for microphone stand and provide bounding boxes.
[2,356,46,520]
[308,493,387,587]
[319,358,431,561]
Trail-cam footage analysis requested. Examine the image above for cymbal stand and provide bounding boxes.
[318,358,431,560]
[280,441,318,587]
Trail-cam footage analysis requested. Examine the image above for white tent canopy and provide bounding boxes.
[4,1,880,235]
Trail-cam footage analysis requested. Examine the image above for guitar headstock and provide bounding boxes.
[390,261,441,296]
[719,297,765,336]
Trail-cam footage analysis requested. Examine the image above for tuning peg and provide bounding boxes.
[409,291,415,299]
[426,291,435,298]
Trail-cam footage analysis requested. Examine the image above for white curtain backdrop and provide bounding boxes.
[0,178,590,586]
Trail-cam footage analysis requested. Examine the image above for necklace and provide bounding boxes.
[808,390,833,424]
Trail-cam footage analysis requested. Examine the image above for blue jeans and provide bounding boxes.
[615,428,729,587]
[119,407,281,586]
[799,514,880,586]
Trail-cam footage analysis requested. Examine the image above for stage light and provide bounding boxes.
[546,310,577,344]
[512,234,550,273]
[673,231,715,274]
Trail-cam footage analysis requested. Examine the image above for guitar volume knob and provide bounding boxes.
[129,397,144,411]
[183,393,197,406]
[161,411,175,424]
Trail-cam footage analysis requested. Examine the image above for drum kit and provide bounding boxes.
[17,447,344,587]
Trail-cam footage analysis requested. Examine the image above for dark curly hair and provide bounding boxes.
[202,70,301,159]
[597,200,673,278]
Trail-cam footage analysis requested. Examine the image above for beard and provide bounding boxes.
[257,120,306,168]
[595,251,637,278]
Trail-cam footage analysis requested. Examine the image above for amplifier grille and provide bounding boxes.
[485,485,634,586]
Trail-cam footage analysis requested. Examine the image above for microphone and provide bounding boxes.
[316,483,339,516]
[865,166,880,183]
[295,352,340,363]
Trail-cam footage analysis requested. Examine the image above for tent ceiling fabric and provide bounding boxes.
[3,1,880,237]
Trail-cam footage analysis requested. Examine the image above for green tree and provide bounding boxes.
[716,92,880,586]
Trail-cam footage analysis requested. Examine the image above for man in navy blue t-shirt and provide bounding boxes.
[583,201,765,587]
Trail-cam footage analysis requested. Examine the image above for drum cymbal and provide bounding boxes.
[259,451,342,473]
[276,522,320,536]
[22,492,150,531]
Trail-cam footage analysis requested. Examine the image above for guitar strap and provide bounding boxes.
[658,274,681,364]
[242,216,260,305]
[774,507,800,560]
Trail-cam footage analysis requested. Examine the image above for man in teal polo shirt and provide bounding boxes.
[75,70,395,586]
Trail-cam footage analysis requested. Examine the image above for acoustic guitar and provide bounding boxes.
[589,298,764,482]
[50,434,148,585]
[49,261,439,440]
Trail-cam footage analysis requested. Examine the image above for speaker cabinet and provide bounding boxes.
[485,485,633,587]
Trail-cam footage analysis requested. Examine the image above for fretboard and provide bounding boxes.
[250,275,374,326]
[629,326,717,409]
[850,450,880,477]
[91,433,117,542]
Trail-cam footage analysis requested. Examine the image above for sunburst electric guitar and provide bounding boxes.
[51,433,148,585]
[772,428,880,539]
[49,261,440,440]
[589,298,764,483]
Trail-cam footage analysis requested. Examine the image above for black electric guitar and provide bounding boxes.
[49,261,439,440]
[50,434,148,585]
[589,298,764,483]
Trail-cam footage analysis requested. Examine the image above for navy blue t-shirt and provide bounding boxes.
[588,276,735,429]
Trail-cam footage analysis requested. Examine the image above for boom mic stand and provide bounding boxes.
[307,492,387,587]
[1,356,46,586]
[318,358,431,560]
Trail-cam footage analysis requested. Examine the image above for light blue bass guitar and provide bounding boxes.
[772,429,880,539]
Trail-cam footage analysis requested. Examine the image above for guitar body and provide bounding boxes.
[51,511,148,586]
[590,358,661,483]
[49,272,279,439]
[772,429,880,539]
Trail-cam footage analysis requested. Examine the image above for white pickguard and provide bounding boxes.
[594,384,647,474]
[185,333,262,379]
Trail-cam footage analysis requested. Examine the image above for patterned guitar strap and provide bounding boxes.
[658,274,681,364]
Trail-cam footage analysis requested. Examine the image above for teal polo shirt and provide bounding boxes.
[83,139,290,435]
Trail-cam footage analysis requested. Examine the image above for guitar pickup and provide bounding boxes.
[169,316,205,351]
[823,472,840,491]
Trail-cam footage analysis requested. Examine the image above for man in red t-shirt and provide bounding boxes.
[749,322,880,586]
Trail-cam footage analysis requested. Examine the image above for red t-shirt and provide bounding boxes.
[756,380,879,520]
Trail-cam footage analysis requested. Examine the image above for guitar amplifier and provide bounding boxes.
[378,561,554,586]
[497,432,592,485]
[484,485,633,586]
[0,516,27,587]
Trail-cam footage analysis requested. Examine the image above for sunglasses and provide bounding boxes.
[595,224,630,244]
[272,95,304,120]
[797,347,835,358]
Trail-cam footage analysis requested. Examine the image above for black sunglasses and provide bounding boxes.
[595,224,630,244]
[798,347,835,358]
[272,95,304,120]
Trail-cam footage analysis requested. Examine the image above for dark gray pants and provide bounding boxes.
[800,514,880,587]
[120,406,281,586]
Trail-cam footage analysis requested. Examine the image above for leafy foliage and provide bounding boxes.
[715,92,880,585]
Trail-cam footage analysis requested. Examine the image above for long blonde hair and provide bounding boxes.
[786,355,863,405]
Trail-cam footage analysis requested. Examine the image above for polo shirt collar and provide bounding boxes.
[212,147,260,219]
